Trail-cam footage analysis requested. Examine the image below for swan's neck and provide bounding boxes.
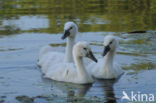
[103,50,115,69]
[74,56,88,79]
[65,37,75,62]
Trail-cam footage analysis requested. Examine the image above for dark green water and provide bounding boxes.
[0,0,156,103]
[0,0,156,34]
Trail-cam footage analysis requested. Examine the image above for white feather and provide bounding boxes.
[88,35,124,79]
[44,42,95,84]
[38,22,78,74]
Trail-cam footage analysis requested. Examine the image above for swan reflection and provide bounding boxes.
[96,79,117,103]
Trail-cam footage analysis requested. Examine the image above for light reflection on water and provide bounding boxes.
[0,0,156,103]
[2,15,49,30]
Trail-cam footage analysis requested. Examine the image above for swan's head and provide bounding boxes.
[61,22,78,40]
[102,35,118,56]
[73,41,97,63]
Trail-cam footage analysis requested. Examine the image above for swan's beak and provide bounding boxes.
[61,30,70,40]
[87,51,98,63]
[102,45,110,56]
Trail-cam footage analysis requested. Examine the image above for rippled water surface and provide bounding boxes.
[0,0,156,103]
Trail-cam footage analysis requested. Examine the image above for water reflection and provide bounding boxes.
[43,75,117,103]
[67,84,92,103]
[2,16,49,31]
[74,84,91,98]
[96,79,117,103]
[42,77,92,102]
[0,0,156,35]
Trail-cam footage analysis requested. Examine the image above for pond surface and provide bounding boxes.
[0,0,156,103]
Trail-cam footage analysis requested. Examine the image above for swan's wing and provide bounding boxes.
[39,45,54,60]
[44,63,77,82]
[38,51,64,74]
[38,45,58,66]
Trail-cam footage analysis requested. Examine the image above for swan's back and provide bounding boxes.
[44,63,78,83]
[45,62,93,84]
[38,45,53,60]
[38,45,65,74]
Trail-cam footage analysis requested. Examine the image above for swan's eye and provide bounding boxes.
[70,27,72,29]
[83,48,87,50]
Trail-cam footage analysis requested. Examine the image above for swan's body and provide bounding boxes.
[88,35,123,79]
[38,50,64,73]
[38,22,78,73]
[44,42,97,84]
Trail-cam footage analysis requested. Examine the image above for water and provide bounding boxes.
[0,0,156,103]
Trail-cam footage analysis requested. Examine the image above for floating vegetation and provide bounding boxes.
[16,95,53,102]
[120,39,151,45]
[126,71,138,75]
[117,52,145,56]
[0,96,6,103]
[128,31,146,33]
[0,48,23,52]
[16,95,34,103]
[123,62,156,78]
[66,97,104,103]
[90,43,103,46]
[0,26,20,35]
[0,100,4,103]
[0,96,6,99]
[123,62,156,71]
[49,43,66,47]
[35,95,53,101]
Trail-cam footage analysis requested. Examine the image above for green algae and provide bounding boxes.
[117,52,145,56]
[123,62,156,71]
[49,43,66,47]
[16,95,34,103]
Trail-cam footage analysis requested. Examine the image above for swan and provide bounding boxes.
[38,22,78,73]
[44,41,97,84]
[88,35,124,79]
